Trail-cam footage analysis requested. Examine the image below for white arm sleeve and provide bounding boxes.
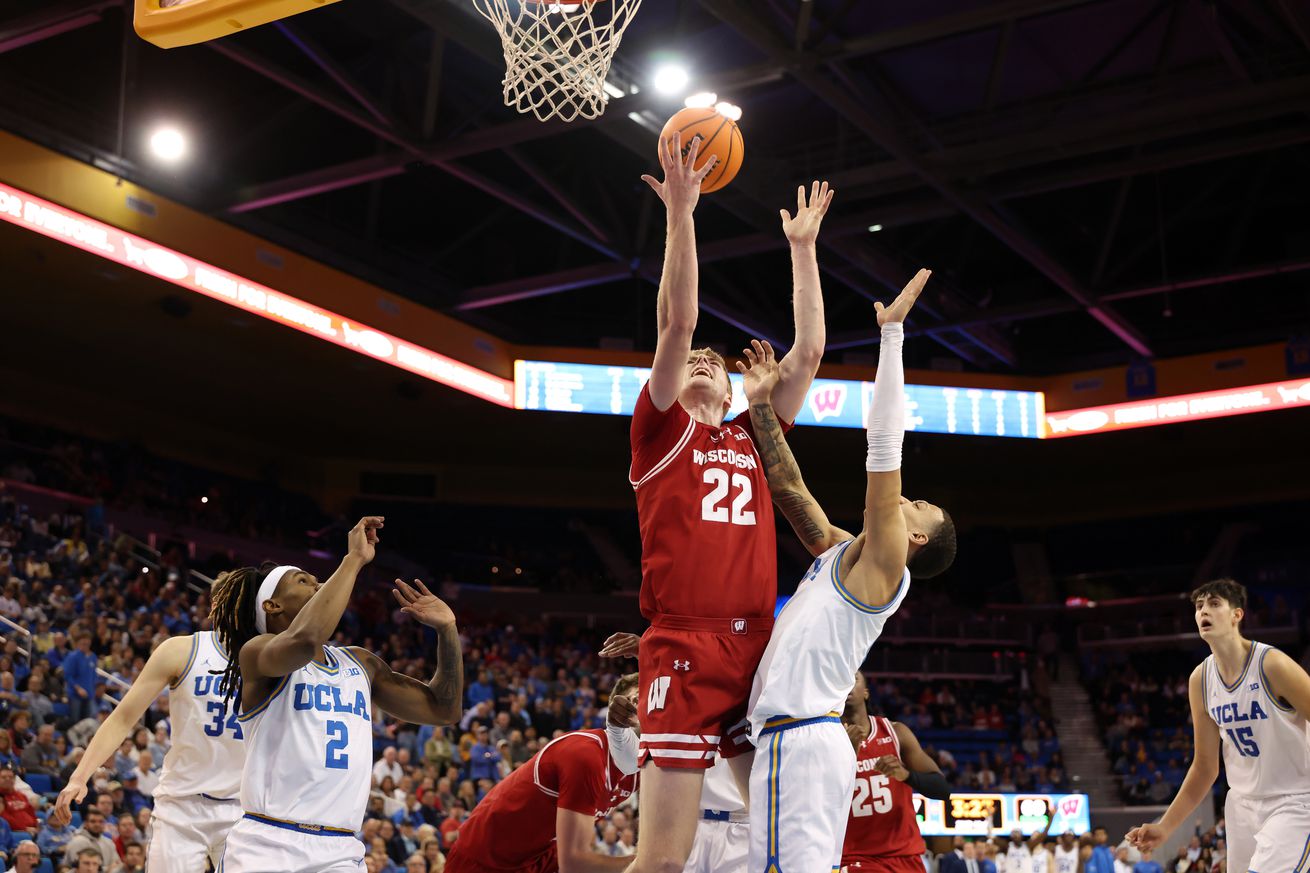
[606,724,639,776]
[865,322,906,473]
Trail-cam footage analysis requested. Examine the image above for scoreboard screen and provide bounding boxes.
[914,793,1091,837]
[514,360,1045,439]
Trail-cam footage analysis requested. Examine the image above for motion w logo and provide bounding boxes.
[808,384,848,422]
[648,676,672,711]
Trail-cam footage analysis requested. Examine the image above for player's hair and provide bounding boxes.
[611,672,639,700]
[688,347,732,402]
[1189,578,1247,614]
[907,508,956,580]
[208,561,277,718]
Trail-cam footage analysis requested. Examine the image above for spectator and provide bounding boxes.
[1115,846,1135,873]
[424,727,453,775]
[373,747,403,786]
[421,838,445,872]
[130,751,157,797]
[37,810,77,859]
[1085,828,1115,873]
[112,815,139,860]
[0,738,17,773]
[19,674,52,729]
[73,848,105,873]
[61,809,116,870]
[4,714,31,756]
[0,770,35,837]
[113,841,145,873]
[63,635,98,724]
[1134,848,1163,873]
[7,839,39,873]
[148,724,169,767]
[18,724,57,778]
[467,727,498,783]
[404,854,427,873]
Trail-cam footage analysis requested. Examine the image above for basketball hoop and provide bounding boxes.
[472,0,643,122]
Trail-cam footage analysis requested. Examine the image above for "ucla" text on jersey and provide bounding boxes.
[1210,700,1268,724]
[292,683,370,720]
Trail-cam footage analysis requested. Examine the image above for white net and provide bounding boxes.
[472,0,643,122]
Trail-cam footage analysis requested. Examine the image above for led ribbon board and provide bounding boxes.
[515,360,1045,438]
[1044,378,1310,437]
[0,182,514,408]
[897,792,1091,837]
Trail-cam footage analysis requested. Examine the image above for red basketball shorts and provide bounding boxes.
[842,855,928,873]
[637,614,773,770]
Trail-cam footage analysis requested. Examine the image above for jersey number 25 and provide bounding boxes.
[851,774,893,816]
[701,469,756,526]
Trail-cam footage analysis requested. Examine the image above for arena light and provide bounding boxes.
[148,126,188,163]
[684,91,717,109]
[1043,378,1310,438]
[713,101,742,121]
[652,64,689,95]
[0,181,514,407]
[514,360,1045,439]
[868,224,884,233]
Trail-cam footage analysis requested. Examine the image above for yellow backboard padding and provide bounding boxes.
[134,0,345,49]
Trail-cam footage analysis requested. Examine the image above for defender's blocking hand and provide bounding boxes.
[735,339,782,405]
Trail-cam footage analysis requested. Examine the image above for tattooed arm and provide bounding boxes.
[738,340,853,557]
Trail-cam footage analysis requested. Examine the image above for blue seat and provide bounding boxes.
[37,859,53,873]
[70,811,82,829]
[25,773,53,794]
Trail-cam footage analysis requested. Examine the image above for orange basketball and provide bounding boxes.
[658,107,744,194]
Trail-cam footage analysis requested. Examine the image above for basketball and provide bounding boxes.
[658,107,744,194]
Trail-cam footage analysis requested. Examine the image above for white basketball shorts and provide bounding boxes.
[1224,791,1310,873]
[685,815,749,873]
[147,794,242,873]
[748,715,855,873]
[218,814,365,873]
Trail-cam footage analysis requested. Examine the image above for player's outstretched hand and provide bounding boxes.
[51,781,86,827]
[607,694,639,730]
[599,632,641,659]
[641,132,718,216]
[348,516,384,563]
[872,754,911,782]
[735,339,781,405]
[780,180,835,247]
[875,268,931,327]
[392,578,456,630]
[1125,823,1165,852]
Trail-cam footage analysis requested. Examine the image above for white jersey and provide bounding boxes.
[155,632,246,800]
[1203,641,1310,798]
[748,539,909,737]
[1031,847,1051,873]
[238,646,374,831]
[1007,843,1031,872]
[700,754,746,815]
[1053,845,1079,873]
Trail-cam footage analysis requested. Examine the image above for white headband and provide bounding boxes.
[254,565,300,634]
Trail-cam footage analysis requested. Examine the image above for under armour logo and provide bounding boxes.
[731,619,747,634]
[674,660,691,671]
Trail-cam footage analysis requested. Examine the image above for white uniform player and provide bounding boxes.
[149,631,246,871]
[1030,844,1052,873]
[1202,641,1310,873]
[1053,842,1079,873]
[1005,840,1031,872]
[684,755,748,873]
[53,630,246,873]
[1128,581,1310,873]
[746,539,911,873]
[222,646,374,873]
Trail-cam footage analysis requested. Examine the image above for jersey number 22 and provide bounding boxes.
[701,469,755,526]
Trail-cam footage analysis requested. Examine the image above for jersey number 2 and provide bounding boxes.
[701,469,756,526]
[851,774,893,816]
[204,701,244,740]
[325,720,349,769]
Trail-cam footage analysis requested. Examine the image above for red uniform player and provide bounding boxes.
[842,672,952,873]
[445,676,641,873]
[603,134,833,873]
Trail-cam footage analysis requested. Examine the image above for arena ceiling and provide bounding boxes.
[2,0,1309,374]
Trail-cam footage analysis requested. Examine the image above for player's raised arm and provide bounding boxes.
[847,270,931,600]
[51,634,194,825]
[642,133,718,411]
[771,181,835,423]
[1126,663,1220,851]
[242,516,382,679]
[737,339,852,556]
[347,578,462,725]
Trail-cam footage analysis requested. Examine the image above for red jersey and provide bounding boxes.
[842,717,926,865]
[629,383,779,620]
[448,729,637,872]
